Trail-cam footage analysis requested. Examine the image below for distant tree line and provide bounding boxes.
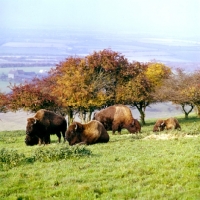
[0,49,200,125]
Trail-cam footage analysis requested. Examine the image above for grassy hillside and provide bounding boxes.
[0,117,200,200]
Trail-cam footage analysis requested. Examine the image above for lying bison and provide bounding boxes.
[65,120,109,145]
[153,117,181,132]
[26,109,67,145]
[93,104,140,134]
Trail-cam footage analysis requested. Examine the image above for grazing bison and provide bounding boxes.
[93,104,140,134]
[153,117,181,132]
[26,109,67,145]
[65,120,109,145]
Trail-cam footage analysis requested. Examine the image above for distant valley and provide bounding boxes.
[0,28,200,93]
[0,28,200,68]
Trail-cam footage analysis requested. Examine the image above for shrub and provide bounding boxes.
[0,145,91,170]
[0,148,25,170]
[32,145,92,162]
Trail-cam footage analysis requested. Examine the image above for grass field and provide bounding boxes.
[0,116,200,200]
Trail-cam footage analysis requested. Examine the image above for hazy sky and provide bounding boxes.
[1,0,200,38]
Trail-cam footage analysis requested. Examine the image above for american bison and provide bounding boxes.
[65,120,109,145]
[153,117,181,132]
[26,109,67,145]
[93,104,140,134]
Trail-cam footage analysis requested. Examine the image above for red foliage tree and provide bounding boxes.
[0,92,8,113]
[8,78,57,113]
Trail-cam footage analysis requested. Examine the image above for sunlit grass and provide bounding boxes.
[0,116,200,199]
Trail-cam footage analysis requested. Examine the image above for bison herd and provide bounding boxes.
[25,105,181,146]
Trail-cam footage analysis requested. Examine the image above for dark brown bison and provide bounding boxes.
[93,104,140,134]
[65,120,109,145]
[153,117,181,132]
[26,109,67,145]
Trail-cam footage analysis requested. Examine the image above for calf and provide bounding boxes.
[153,117,181,132]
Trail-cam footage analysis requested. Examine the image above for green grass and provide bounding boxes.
[0,117,200,200]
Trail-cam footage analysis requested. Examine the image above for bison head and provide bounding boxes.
[25,134,50,146]
[133,119,141,133]
[65,122,83,145]
[26,117,39,135]
[126,119,141,133]
[25,134,39,146]
[153,120,165,132]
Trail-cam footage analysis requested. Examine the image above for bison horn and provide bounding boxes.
[161,121,164,126]
[75,123,77,130]
[132,120,135,126]
[34,118,37,124]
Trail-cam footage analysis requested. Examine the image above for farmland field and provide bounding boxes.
[0,66,53,93]
[0,66,53,74]
[0,116,200,200]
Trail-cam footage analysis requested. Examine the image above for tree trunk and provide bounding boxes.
[184,112,189,119]
[196,105,200,118]
[181,104,194,119]
[139,110,146,125]
[87,111,92,122]
[66,108,73,127]
[134,102,147,125]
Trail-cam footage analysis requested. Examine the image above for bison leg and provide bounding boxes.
[176,124,181,130]
[97,132,109,143]
[56,132,61,143]
[112,124,120,135]
[61,130,66,143]
[38,138,43,146]
[39,134,50,145]
[117,126,122,134]
[44,135,51,144]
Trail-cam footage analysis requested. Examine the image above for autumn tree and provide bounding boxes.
[49,55,114,124]
[86,49,130,105]
[8,78,57,113]
[187,70,200,117]
[155,68,197,119]
[114,62,149,124]
[0,91,8,113]
[115,62,172,125]
[46,49,132,124]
